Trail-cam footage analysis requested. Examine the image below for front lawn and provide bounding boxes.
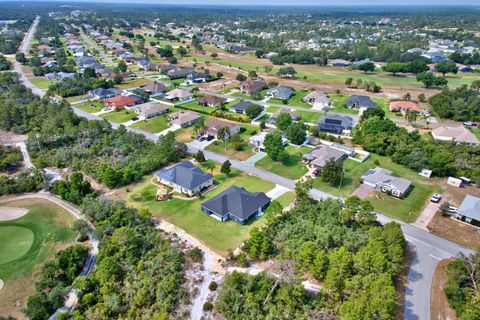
[275,191,296,208]
[101,109,136,123]
[205,124,259,160]
[256,145,310,180]
[174,127,196,143]
[29,77,56,89]
[179,100,216,114]
[269,90,313,109]
[296,110,322,124]
[128,169,274,255]
[130,115,170,133]
[330,94,359,115]
[75,100,105,113]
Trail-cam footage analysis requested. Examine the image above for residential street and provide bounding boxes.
[13,17,474,320]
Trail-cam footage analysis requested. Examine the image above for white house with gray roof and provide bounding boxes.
[455,195,480,225]
[156,161,213,197]
[360,167,412,198]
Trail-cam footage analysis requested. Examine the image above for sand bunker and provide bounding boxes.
[0,207,29,221]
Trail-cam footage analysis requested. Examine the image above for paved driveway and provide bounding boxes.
[412,201,440,230]
[352,183,375,199]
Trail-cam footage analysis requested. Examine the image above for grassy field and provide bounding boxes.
[130,115,170,133]
[115,78,152,90]
[180,100,217,114]
[275,191,296,208]
[75,100,105,113]
[269,90,313,109]
[174,126,196,143]
[330,94,359,115]
[205,124,259,161]
[128,168,274,255]
[101,109,136,123]
[312,154,441,222]
[0,199,76,318]
[256,145,310,180]
[29,77,56,89]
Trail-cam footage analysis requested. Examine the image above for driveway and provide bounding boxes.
[352,183,375,199]
[412,201,440,230]
[187,139,216,150]
[265,185,290,200]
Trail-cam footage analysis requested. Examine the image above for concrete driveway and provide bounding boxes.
[352,184,375,199]
[412,201,440,230]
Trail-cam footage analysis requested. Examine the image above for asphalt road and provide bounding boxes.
[14,18,473,320]
[78,28,115,66]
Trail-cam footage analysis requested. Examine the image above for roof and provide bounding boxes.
[230,101,255,112]
[169,110,201,125]
[136,102,170,117]
[346,95,377,108]
[303,91,331,104]
[458,195,480,221]
[142,81,167,93]
[198,96,225,105]
[270,108,299,121]
[389,101,423,113]
[432,126,480,145]
[206,118,239,130]
[241,80,267,92]
[201,186,271,221]
[89,87,120,98]
[361,167,412,193]
[187,73,210,80]
[304,145,347,168]
[267,86,295,99]
[156,161,212,190]
[165,88,192,99]
[317,114,354,129]
[105,95,137,108]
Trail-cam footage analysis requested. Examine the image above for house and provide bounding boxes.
[156,161,213,197]
[360,167,412,198]
[229,101,263,114]
[346,95,377,109]
[198,96,225,107]
[266,108,300,125]
[105,95,137,110]
[239,80,267,94]
[137,60,157,71]
[267,86,295,100]
[167,67,194,79]
[205,118,241,139]
[157,64,176,73]
[142,81,168,94]
[201,186,271,224]
[329,59,351,67]
[422,52,448,63]
[317,115,354,134]
[164,89,193,102]
[455,195,480,225]
[457,64,474,73]
[169,110,202,128]
[303,91,332,109]
[249,131,288,152]
[389,101,424,114]
[89,88,121,99]
[186,73,210,84]
[431,126,480,145]
[303,145,348,169]
[120,53,144,62]
[135,102,170,119]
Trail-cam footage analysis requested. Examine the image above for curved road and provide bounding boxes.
[14,17,473,320]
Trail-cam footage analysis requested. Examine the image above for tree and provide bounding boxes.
[417,72,448,88]
[15,52,27,64]
[285,122,306,145]
[418,93,426,102]
[210,52,218,59]
[295,177,313,199]
[0,54,12,71]
[177,46,188,57]
[383,62,405,75]
[435,60,458,76]
[358,61,376,74]
[117,60,127,72]
[220,160,231,176]
[245,104,263,119]
[345,77,353,87]
[217,126,231,142]
[275,113,292,131]
[403,92,411,101]
[248,70,258,79]
[406,60,429,75]
[264,131,285,161]
[263,65,273,75]
[236,73,247,82]
[405,110,418,123]
[471,80,480,93]
[205,161,215,175]
[168,56,178,64]
[324,246,353,297]
[195,150,206,163]
[321,158,344,186]
[83,67,96,78]
[277,66,297,78]
[216,72,223,79]
[361,107,385,121]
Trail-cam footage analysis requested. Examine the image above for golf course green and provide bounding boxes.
[0,226,34,265]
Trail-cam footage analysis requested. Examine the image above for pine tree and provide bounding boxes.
[220,160,231,176]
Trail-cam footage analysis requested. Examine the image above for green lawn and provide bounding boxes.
[256,145,310,180]
[66,95,86,103]
[330,94,359,115]
[269,90,313,109]
[179,100,217,114]
[296,110,322,124]
[231,92,252,99]
[205,124,259,160]
[101,109,136,123]
[130,115,170,133]
[469,127,480,139]
[29,77,56,89]
[0,199,76,282]
[266,106,280,113]
[128,169,274,255]
[75,100,105,113]
[275,191,296,208]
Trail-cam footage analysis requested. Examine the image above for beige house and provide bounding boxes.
[431,126,480,145]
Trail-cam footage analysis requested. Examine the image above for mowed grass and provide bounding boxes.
[29,77,56,89]
[205,124,259,161]
[180,100,216,114]
[275,191,296,208]
[0,199,76,282]
[101,109,136,123]
[256,145,310,180]
[312,154,441,222]
[128,168,274,255]
[75,100,105,113]
[131,115,170,133]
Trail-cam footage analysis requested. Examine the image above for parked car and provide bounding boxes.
[446,206,458,214]
[463,121,477,127]
[132,116,139,121]
[430,193,442,203]
[206,135,214,141]
[196,135,206,142]
[103,107,111,111]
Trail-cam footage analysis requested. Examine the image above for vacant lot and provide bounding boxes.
[101,109,136,123]
[430,259,457,320]
[0,199,76,319]
[128,167,274,255]
[256,145,310,180]
[130,115,170,133]
[428,213,480,250]
[75,100,105,113]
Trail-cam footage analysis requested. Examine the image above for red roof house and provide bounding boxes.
[105,95,137,110]
[389,101,424,113]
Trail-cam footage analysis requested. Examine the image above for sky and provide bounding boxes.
[6,0,480,5]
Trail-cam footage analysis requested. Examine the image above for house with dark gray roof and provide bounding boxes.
[201,186,271,224]
[167,67,194,79]
[455,195,480,225]
[346,95,377,109]
[88,88,121,99]
[303,145,348,169]
[229,101,263,114]
[360,167,412,198]
[267,86,295,100]
[317,115,354,134]
[156,161,213,197]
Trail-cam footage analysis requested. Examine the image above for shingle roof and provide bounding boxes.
[458,195,480,221]
[304,145,347,168]
[156,161,212,190]
[346,95,377,108]
[230,101,253,112]
[267,86,295,100]
[361,167,412,194]
[432,126,480,145]
[201,186,271,221]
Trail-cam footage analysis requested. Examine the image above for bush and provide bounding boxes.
[203,301,214,311]
[208,281,218,291]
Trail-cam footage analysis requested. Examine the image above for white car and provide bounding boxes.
[430,193,442,203]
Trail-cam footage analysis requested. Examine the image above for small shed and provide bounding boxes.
[447,177,463,188]
[419,169,432,178]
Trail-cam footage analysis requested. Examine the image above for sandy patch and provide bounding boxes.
[0,207,29,221]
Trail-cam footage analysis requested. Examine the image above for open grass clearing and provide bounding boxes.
[75,100,105,113]
[256,145,310,180]
[101,109,136,123]
[180,100,217,114]
[130,115,170,133]
[275,191,296,208]
[205,124,259,160]
[128,168,274,255]
[29,77,56,89]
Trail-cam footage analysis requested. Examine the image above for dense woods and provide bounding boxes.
[429,84,480,121]
[0,145,22,172]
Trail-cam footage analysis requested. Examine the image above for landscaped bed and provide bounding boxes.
[127,168,274,255]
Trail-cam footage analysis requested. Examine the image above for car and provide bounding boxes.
[463,121,477,127]
[430,193,442,203]
[196,135,206,142]
[103,107,111,111]
[206,135,214,141]
[132,116,139,121]
[446,206,458,214]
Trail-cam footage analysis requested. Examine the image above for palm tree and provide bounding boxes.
[405,110,417,124]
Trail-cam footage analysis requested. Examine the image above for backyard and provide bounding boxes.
[0,199,76,318]
[256,145,310,180]
[127,167,275,255]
